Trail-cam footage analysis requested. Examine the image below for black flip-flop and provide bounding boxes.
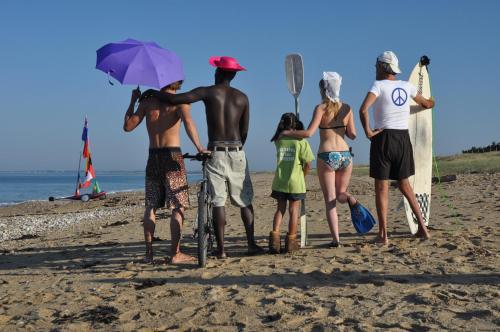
[210,250,228,259]
[247,245,265,256]
[329,241,342,248]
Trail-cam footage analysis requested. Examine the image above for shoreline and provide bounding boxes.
[0,188,145,208]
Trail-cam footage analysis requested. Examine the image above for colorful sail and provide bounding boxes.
[92,180,101,194]
[80,156,96,188]
[70,117,106,200]
[82,117,90,158]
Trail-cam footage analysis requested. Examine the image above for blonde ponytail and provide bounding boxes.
[324,98,341,119]
[319,79,341,119]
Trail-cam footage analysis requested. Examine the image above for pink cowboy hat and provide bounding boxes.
[209,56,246,71]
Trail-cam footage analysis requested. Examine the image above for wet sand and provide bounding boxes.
[0,172,499,331]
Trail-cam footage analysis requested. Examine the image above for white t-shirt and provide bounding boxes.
[369,80,417,130]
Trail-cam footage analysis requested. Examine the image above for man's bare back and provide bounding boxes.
[201,85,249,144]
[124,87,204,153]
[141,98,183,148]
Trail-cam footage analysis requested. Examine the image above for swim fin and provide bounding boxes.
[349,200,377,234]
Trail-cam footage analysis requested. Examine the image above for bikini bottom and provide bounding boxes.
[317,151,353,171]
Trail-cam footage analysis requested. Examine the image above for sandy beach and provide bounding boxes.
[0,172,499,331]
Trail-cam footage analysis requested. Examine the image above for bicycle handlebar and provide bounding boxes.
[183,152,212,161]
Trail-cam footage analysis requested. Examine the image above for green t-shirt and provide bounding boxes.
[271,137,315,194]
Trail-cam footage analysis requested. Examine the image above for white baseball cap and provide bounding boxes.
[377,51,401,74]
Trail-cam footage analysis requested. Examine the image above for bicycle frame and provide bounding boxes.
[183,153,214,267]
[197,158,214,249]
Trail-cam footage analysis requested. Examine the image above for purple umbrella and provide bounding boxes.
[96,38,184,89]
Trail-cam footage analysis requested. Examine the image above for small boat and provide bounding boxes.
[49,191,107,202]
[49,117,106,202]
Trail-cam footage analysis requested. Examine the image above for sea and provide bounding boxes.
[0,171,202,206]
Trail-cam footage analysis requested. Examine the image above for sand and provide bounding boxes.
[0,172,499,331]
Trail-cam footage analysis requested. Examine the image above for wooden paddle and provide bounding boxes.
[285,54,308,247]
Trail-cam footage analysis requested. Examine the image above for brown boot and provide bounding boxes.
[285,233,299,253]
[268,231,281,254]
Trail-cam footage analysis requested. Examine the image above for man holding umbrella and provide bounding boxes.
[141,56,264,258]
[124,81,205,264]
[96,39,206,264]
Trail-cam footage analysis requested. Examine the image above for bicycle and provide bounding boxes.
[183,152,214,267]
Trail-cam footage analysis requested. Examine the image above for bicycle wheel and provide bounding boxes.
[197,182,209,267]
[206,196,214,253]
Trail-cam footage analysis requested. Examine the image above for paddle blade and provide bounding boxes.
[285,54,304,97]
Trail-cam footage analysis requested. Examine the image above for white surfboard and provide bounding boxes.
[404,58,433,234]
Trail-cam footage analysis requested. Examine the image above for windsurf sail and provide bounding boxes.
[82,117,90,158]
[75,117,103,195]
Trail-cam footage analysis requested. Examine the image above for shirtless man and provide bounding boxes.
[141,56,263,258]
[359,51,434,245]
[124,80,204,263]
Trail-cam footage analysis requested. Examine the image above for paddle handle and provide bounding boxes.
[295,96,300,120]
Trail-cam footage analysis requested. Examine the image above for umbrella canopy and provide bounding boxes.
[96,38,184,89]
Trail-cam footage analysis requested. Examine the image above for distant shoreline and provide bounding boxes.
[1,152,499,206]
[0,188,145,207]
[1,151,498,174]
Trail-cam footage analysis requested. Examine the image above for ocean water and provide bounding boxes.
[0,171,201,205]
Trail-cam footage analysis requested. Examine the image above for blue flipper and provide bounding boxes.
[349,201,377,234]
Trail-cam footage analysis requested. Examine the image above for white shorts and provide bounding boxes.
[206,150,253,207]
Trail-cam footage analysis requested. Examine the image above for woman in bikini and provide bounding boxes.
[281,72,357,247]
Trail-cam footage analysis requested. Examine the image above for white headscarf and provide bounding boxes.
[322,71,342,103]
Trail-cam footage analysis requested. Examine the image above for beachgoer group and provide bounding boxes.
[124,50,435,263]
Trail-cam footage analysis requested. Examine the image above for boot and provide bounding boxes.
[285,233,299,253]
[268,231,281,254]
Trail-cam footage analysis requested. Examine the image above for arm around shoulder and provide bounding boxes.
[284,105,323,139]
[141,86,207,105]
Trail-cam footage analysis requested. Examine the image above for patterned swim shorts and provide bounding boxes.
[145,147,189,210]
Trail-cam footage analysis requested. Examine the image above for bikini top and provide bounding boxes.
[319,103,350,130]
[319,124,346,130]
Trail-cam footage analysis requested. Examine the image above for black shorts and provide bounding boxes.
[369,129,415,180]
[271,191,305,201]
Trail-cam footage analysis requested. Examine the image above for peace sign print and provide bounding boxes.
[392,88,408,106]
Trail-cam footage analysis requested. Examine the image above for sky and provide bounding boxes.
[0,0,499,172]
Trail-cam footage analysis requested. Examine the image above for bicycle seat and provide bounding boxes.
[183,152,212,161]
